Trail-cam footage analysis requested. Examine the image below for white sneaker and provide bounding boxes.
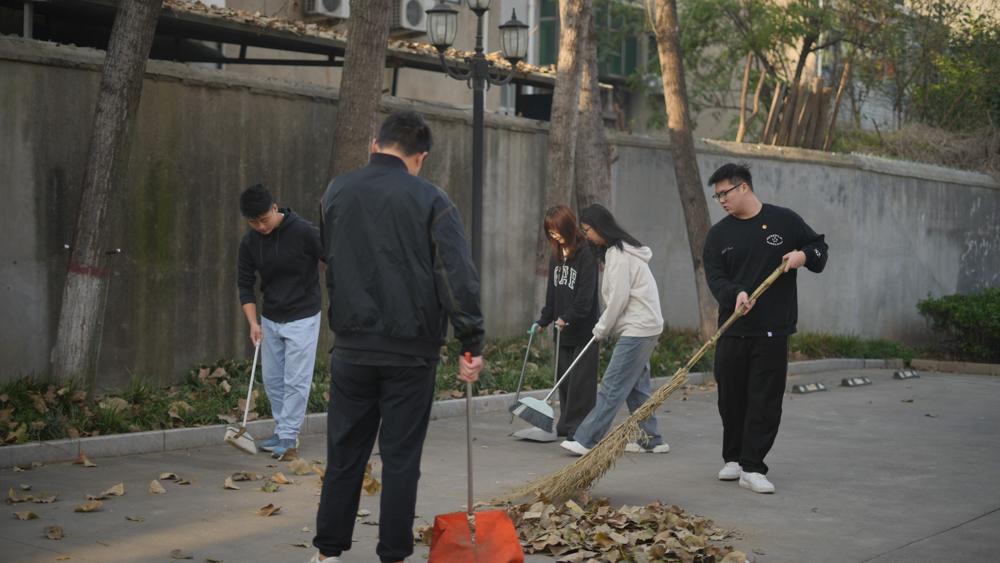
[718,462,742,480]
[307,553,341,563]
[512,427,559,442]
[624,442,670,454]
[739,471,775,494]
[560,440,591,456]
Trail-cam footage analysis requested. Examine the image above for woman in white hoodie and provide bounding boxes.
[560,204,669,456]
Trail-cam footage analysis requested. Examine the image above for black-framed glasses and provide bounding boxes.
[711,182,745,201]
[580,225,591,234]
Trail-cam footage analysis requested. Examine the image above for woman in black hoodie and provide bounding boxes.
[532,205,600,441]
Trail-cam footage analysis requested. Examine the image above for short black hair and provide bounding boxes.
[707,162,753,191]
[239,184,272,218]
[376,111,433,156]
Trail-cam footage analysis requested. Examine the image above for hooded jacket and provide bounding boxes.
[537,242,599,346]
[592,243,664,341]
[237,209,323,323]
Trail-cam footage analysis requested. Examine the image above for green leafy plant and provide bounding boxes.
[917,289,1000,362]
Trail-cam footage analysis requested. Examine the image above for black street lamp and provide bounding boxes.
[426,1,529,271]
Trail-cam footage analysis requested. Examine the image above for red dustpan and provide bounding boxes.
[428,354,524,563]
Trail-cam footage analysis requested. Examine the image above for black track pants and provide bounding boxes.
[713,335,788,475]
[313,356,437,562]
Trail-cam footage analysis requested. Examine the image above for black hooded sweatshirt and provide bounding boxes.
[237,208,323,323]
[537,242,600,346]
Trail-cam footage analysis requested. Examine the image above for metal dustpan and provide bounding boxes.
[429,354,523,563]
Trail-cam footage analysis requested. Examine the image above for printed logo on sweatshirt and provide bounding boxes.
[813,248,822,258]
[554,265,578,290]
[721,246,734,255]
[765,234,784,246]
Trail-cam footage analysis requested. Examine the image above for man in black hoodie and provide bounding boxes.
[311,111,484,563]
[237,184,323,460]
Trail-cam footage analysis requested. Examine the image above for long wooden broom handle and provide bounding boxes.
[681,259,788,372]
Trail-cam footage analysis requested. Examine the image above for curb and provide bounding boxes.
[0,358,895,468]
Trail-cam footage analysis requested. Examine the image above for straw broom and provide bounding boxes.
[494,261,788,504]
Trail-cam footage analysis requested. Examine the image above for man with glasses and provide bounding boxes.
[702,162,828,494]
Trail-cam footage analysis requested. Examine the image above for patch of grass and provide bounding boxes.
[1,330,914,445]
[790,333,914,363]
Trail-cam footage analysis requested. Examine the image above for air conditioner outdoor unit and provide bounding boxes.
[305,0,349,20]
[391,0,430,36]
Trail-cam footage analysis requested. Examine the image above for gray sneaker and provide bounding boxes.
[270,438,299,459]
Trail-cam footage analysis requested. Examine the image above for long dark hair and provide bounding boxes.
[543,205,585,260]
[579,204,642,259]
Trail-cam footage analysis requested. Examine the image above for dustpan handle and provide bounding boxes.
[543,335,597,402]
[241,342,260,427]
[464,352,474,519]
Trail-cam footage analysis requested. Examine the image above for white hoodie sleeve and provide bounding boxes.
[592,247,631,340]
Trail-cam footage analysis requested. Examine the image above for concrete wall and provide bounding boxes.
[2,36,998,387]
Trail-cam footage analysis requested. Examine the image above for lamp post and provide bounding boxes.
[426,1,529,271]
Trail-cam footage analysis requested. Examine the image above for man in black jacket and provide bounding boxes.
[311,112,484,563]
[703,162,828,495]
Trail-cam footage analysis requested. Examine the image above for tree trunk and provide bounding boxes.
[536,0,588,275]
[574,7,611,210]
[653,0,717,340]
[328,0,392,178]
[50,0,162,383]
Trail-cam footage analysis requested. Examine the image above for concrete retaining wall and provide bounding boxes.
[2,36,999,386]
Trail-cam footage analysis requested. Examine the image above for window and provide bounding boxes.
[536,0,644,77]
[538,0,558,66]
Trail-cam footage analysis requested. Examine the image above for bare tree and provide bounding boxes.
[328,0,392,178]
[50,0,163,383]
[536,0,589,275]
[652,0,717,340]
[574,9,612,210]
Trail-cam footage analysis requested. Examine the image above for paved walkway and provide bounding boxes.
[2,368,999,562]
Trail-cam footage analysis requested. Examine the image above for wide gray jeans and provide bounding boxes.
[572,334,663,449]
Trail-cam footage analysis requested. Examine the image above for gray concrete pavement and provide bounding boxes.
[2,368,999,562]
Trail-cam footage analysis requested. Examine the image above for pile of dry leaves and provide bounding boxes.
[505,498,746,563]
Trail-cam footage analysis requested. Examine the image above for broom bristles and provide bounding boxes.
[494,368,688,504]
[515,405,554,432]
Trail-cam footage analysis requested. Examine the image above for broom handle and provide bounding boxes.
[510,328,536,423]
[681,259,788,372]
[241,342,260,427]
[553,326,561,385]
[464,352,474,519]
[543,335,597,402]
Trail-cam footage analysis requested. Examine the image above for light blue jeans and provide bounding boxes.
[261,312,320,440]
[572,335,663,449]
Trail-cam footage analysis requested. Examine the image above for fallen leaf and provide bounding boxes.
[220,380,232,394]
[260,481,280,493]
[159,473,179,481]
[74,500,103,512]
[210,367,227,379]
[176,479,192,486]
[901,399,914,403]
[362,463,381,495]
[73,452,97,467]
[126,515,145,522]
[45,525,64,540]
[206,558,223,563]
[149,480,167,495]
[67,428,81,439]
[270,472,292,485]
[291,542,310,548]
[169,549,193,560]
[13,510,38,520]
[302,527,312,533]
[33,494,57,504]
[217,414,237,424]
[8,487,32,503]
[56,556,71,561]
[357,509,371,517]
[231,471,260,482]
[99,397,130,413]
[257,503,281,517]
[101,483,125,497]
[19,484,31,491]
[223,477,240,490]
[288,459,313,476]
[277,448,299,461]
[414,524,433,546]
[168,401,193,420]
[722,551,749,563]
